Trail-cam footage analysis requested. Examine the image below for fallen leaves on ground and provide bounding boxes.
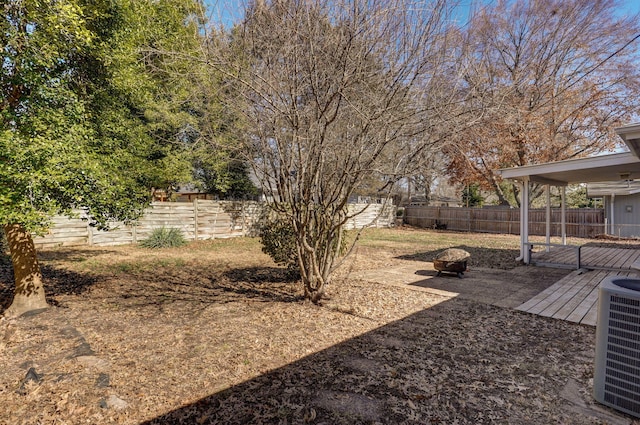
[0,230,635,424]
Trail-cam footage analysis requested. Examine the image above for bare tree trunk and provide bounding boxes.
[301,267,327,304]
[3,224,48,317]
[295,209,343,304]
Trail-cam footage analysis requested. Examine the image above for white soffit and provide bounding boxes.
[496,152,640,185]
[587,181,640,197]
[616,123,640,157]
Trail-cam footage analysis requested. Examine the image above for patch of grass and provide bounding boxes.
[358,227,521,250]
[115,262,139,274]
[42,237,269,279]
[190,237,263,253]
[106,257,191,275]
[152,258,186,268]
[357,227,523,269]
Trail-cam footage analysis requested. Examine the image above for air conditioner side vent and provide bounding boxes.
[595,277,640,418]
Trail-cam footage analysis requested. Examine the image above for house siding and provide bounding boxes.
[605,194,640,237]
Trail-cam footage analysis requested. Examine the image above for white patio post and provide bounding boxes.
[545,185,551,252]
[519,178,530,263]
[561,186,567,245]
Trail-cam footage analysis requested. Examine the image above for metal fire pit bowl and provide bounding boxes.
[433,259,467,278]
[433,248,470,278]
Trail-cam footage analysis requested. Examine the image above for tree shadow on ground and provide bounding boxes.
[224,266,299,284]
[37,248,119,263]
[219,266,303,302]
[0,263,100,313]
[396,245,521,270]
[1,254,303,314]
[139,297,602,425]
[85,265,304,309]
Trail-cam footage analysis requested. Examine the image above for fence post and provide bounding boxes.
[212,201,219,239]
[242,202,247,236]
[193,198,199,242]
[87,222,93,246]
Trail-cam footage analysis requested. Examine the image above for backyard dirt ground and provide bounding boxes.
[1,227,639,424]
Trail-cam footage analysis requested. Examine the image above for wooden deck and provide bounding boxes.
[516,269,636,326]
[531,245,640,271]
[518,246,640,326]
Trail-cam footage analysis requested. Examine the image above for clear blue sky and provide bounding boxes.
[204,0,640,28]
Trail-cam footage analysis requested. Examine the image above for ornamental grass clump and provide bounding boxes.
[140,227,187,249]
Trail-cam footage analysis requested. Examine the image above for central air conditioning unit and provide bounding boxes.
[594,276,640,418]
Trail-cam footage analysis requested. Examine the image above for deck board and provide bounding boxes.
[564,284,600,326]
[522,272,583,315]
[520,246,640,326]
[579,248,602,266]
[609,249,635,269]
[554,273,601,319]
[516,269,610,326]
[540,270,608,319]
[532,246,640,271]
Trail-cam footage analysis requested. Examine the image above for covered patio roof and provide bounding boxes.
[496,123,640,185]
[495,122,640,264]
[496,152,640,185]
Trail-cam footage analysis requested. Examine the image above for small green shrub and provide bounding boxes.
[259,211,352,279]
[259,213,299,278]
[140,227,187,249]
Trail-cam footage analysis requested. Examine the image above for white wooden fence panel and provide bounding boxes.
[32,201,394,248]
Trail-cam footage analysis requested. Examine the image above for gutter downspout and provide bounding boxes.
[561,186,567,245]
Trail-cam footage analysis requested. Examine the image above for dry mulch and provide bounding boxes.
[0,230,638,424]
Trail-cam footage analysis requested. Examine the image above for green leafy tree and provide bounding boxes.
[462,184,484,208]
[186,56,257,199]
[549,184,601,209]
[0,0,203,317]
[192,148,258,199]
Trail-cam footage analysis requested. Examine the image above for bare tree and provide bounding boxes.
[208,0,464,302]
[408,149,453,204]
[446,0,640,206]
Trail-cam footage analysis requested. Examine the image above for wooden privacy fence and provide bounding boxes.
[33,200,395,248]
[404,206,605,238]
